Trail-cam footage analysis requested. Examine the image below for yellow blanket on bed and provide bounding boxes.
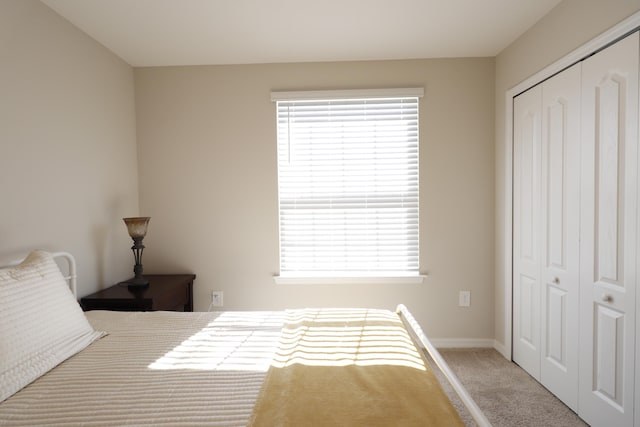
[248,308,464,427]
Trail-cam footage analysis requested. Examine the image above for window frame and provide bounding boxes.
[271,88,426,285]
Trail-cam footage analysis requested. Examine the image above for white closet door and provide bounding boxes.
[539,63,581,412]
[513,86,542,380]
[579,32,639,427]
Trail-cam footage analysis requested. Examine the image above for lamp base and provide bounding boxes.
[126,276,149,288]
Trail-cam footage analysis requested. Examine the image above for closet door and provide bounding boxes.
[539,63,581,412]
[579,32,638,427]
[513,64,581,406]
[513,86,542,380]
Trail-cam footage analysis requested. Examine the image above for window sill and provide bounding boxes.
[272,275,427,285]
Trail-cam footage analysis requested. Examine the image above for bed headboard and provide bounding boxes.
[0,251,78,298]
[51,252,77,298]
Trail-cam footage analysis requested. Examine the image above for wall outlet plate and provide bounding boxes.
[212,290,224,307]
[459,291,471,307]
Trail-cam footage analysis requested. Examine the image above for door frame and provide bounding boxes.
[500,11,640,360]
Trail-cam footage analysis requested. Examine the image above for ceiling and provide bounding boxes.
[41,0,563,67]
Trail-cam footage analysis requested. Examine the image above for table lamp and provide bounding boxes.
[123,217,150,288]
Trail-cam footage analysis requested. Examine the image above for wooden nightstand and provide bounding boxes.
[80,274,195,312]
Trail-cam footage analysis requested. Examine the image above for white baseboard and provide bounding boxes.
[431,338,495,349]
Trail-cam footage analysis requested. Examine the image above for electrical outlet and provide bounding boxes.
[211,291,224,307]
[459,291,471,307]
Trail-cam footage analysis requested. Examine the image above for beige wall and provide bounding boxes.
[494,0,640,350]
[0,0,139,296]
[5,0,631,345]
[135,58,495,340]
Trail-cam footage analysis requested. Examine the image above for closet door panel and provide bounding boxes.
[513,86,542,380]
[579,32,638,427]
[596,77,623,282]
[594,304,625,399]
[540,63,581,412]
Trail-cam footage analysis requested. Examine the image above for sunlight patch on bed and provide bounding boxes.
[148,311,286,371]
[149,308,426,372]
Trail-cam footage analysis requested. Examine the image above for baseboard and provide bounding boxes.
[431,338,495,349]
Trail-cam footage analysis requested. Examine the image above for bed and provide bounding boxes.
[0,250,491,426]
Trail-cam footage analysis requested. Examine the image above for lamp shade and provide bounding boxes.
[123,217,150,238]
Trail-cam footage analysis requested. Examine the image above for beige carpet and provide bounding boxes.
[434,348,587,427]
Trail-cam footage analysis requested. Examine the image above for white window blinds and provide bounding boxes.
[274,89,422,278]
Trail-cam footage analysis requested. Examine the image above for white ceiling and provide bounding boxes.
[41,0,563,67]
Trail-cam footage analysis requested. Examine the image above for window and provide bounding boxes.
[272,88,423,282]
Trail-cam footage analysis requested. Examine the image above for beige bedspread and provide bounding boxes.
[0,308,464,426]
[249,308,464,426]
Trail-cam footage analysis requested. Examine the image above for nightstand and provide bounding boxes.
[80,274,195,312]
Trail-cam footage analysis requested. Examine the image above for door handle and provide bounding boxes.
[601,294,613,303]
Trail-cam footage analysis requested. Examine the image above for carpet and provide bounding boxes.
[434,348,587,427]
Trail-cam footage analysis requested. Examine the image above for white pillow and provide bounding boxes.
[0,250,105,402]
